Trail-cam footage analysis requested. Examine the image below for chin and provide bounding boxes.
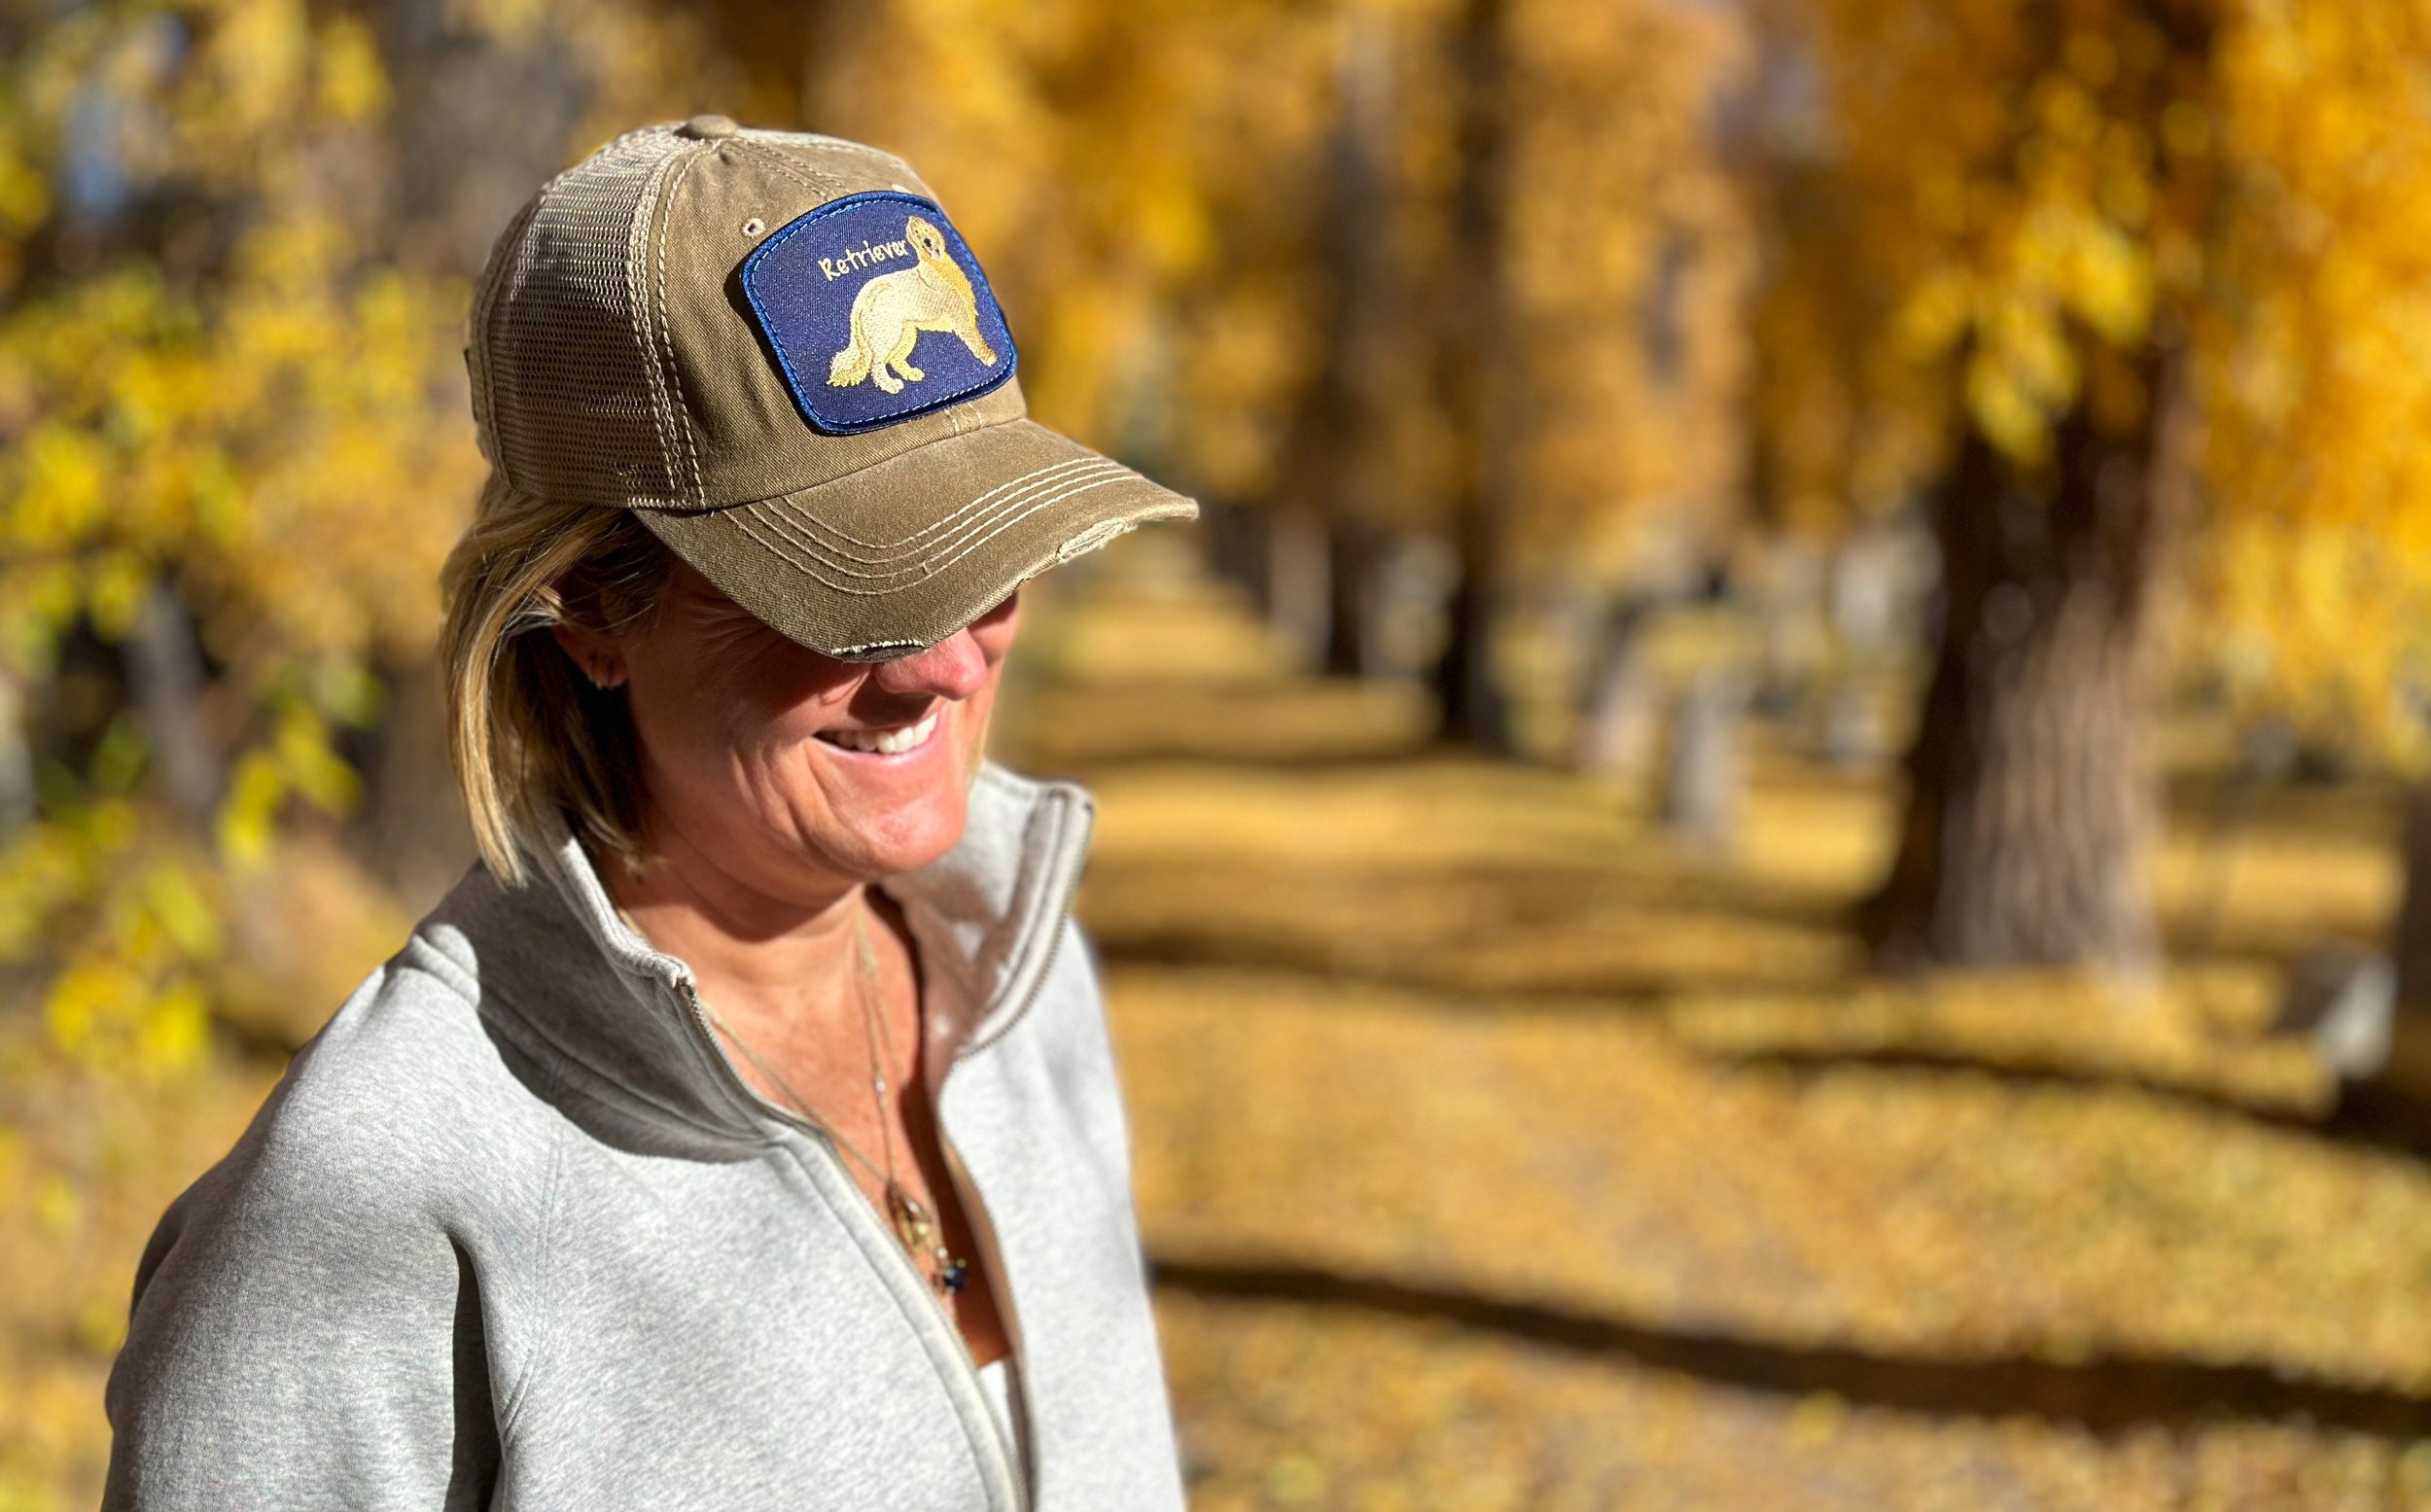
[793,701,989,880]
[816,781,970,881]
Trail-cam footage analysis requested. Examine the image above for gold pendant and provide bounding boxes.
[889,1181,934,1248]
[887,1183,970,1294]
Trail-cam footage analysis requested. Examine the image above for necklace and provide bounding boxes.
[639,895,972,1297]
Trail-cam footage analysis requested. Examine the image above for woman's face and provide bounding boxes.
[561,559,1022,898]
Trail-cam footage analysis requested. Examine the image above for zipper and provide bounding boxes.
[665,792,1092,1512]
[925,792,1095,1495]
[677,973,1028,1512]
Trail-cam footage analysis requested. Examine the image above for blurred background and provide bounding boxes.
[8,0,2431,1506]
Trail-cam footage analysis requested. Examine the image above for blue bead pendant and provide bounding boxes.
[887,1181,972,1296]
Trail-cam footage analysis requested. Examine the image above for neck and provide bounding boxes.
[595,817,874,1031]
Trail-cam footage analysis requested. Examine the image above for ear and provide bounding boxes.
[550,621,629,689]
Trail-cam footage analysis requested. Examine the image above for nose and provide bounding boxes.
[864,625,988,702]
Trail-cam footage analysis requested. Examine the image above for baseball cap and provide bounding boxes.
[466,114,1198,660]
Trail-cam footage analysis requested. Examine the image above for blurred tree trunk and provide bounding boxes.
[1263,508,1331,667]
[126,580,220,824]
[1818,527,1915,768]
[2378,783,2431,1096]
[0,670,31,836]
[349,657,478,916]
[1429,0,1515,753]
[1325,516,1392,680]
[1573,596,1659,779]
[1276,12,1401,681]
[711,0,859,124]
[1862,346,2188,975]
[374,0,595,274]
[2393,785,2431,1008]
[1661,666,1750,853]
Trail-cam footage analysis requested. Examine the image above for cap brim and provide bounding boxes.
[634,417,1197,660]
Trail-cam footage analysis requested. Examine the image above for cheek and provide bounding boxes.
[628,648,828,810]
[622,615,1009,875]
[947,690,990,791]
[957,643,1013,775]
[625,675,739,819]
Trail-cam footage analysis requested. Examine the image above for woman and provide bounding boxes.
[102,118,1198,1511]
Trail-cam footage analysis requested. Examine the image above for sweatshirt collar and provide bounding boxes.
[462,760,1095,1143]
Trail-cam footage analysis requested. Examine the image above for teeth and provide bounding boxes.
[825,710,938,755]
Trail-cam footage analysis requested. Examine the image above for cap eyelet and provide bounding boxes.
[741,217,765,237]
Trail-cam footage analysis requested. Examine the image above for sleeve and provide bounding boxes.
[99,1080,504,1512]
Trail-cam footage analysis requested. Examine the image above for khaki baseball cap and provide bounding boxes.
[467,115,1198,659]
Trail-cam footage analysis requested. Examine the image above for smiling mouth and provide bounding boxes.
[813,708,941,756]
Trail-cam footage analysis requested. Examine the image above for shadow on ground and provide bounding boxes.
[1150,1254,2431,1439]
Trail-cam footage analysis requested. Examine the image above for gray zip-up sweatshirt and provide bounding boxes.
[102,761,1188,1511]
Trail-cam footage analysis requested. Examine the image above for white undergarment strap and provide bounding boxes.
[975,1353,1026,1484]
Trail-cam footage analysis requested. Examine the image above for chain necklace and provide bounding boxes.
[644,896,973,1297]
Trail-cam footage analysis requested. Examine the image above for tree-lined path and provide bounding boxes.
[1006,535,2431,1511]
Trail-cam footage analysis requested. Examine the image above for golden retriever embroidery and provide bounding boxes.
[827,215,1000,395]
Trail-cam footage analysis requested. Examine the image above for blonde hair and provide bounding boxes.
[437,471,679,888]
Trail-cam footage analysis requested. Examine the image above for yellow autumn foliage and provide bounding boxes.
[0,6,482,1460]
[802,0,1752,586]
[1762,0,2431,760]
[10,4,2429,1506]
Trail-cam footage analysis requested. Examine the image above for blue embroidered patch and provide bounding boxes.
[739,191,1019,435]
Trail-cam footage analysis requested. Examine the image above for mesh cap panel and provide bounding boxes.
[471,125,693,508]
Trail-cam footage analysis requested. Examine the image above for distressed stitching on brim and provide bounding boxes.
[634,416,1198,661]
